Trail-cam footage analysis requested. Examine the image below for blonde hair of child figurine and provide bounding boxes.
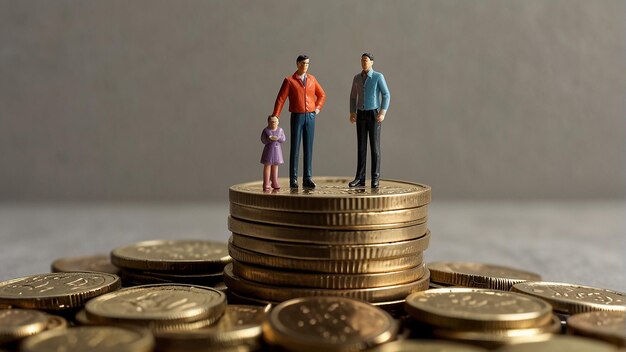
[260,115,286,191]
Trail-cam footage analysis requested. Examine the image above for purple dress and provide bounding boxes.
[260,127,285,165]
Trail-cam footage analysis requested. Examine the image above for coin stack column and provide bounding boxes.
[225,177,432,312]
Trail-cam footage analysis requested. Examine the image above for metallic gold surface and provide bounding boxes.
[567,311,625,347]
[427,262,541,291]
[432,315,561,348]
[84,284,226,331]
[405,288,553,330]
[155,304,270,351]
[0,272,121,310]
[368,340,489,351]
[511,282,626,314]
[51,254,120,275]
[228,242,423,274]
[43,314,67,332]
[262,296,397,351]
[230,177,431,212]
[20,326,155,352]
[224,264,429,303]
[0,309,48,344]
[111,240,231,273]
[232,260,425,289]
[494,335,618,352]
[228,216,428,244]
[230,203,428,229]
[231,231,429,260]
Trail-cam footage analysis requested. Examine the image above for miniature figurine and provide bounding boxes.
[348,52,391,188]
[260,116,286,191]
[271,55,327,189]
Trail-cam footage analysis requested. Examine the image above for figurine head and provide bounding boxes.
[361,53,374,72]
[296,55,310,75]
[267,115,279,130]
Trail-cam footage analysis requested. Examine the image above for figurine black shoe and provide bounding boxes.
[349,178,366,187]
[302,179,316,188]
[289,180,298,189]
[371,179,380,188]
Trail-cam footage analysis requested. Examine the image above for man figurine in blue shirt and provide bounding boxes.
[348,53,391,188]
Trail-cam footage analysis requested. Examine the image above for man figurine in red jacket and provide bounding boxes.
[271,55,327,189]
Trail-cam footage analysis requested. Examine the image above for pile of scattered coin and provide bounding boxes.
[110,240,230,288]
[225,177,432,312]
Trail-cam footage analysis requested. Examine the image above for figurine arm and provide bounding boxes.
[379,74,391,111]
[277,128,286,143]
[272,78,290,118]
[261,130,271,144]
[349,76,358,114]
[314,78,326,113]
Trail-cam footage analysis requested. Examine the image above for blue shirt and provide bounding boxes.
[349,69,390,113]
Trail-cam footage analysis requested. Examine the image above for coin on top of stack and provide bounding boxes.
[51,254,120,275]
[227,177,431,311]
[80,284,226,334]
[110,240,230,288]
[427,262,542,291]
[404,288,561,349]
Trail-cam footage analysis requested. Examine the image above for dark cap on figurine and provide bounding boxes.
[362,52,374,61]
[296,55,309,63]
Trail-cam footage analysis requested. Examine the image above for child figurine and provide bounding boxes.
[260,115,286,191]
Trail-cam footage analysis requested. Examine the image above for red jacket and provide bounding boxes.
[272,72,326,117]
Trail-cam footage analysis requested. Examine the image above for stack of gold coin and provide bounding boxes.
[226,177,431,310]
[404,288,562,349]
[110,240,231,288]
[427,262,542,290]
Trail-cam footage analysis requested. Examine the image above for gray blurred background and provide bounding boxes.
[1,0,625,201]
[0,1,624,292]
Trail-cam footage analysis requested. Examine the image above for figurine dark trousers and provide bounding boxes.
[354,109,380,184]
[290,112,315,185]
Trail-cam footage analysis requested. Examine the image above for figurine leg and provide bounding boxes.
[271,165,280,189]
[263,164,271,191]
[349,110,367,187]
[302,112,315,188]
[370,111,381,188]
[290,114,304,188]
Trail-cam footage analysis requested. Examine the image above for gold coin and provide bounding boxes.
[73,310,94,326]
[230,203,428,229]
[567,311,625,347]
[511,282,626,314]
[111,240,231,273]
[84,284,226,331]
[51,254,120,275]
[224,264,430,303]
[0,309,48,344]
[228,216,428,244]
[20,326,155,352]
[405,288,553,330]
[494,335,618,352]
[232,260,426,289]
[368,340,489,351]
[0,272,121,310]
[432,315,561,349]
[155,305,271,351]
[263,296,397,351]
[427,262,541,291]
[228,242,423,274]
[230,231,430,260]
[230,177,431,212]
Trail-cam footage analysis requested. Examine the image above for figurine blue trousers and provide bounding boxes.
[354,109,381,182]
[289,112,315,183]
